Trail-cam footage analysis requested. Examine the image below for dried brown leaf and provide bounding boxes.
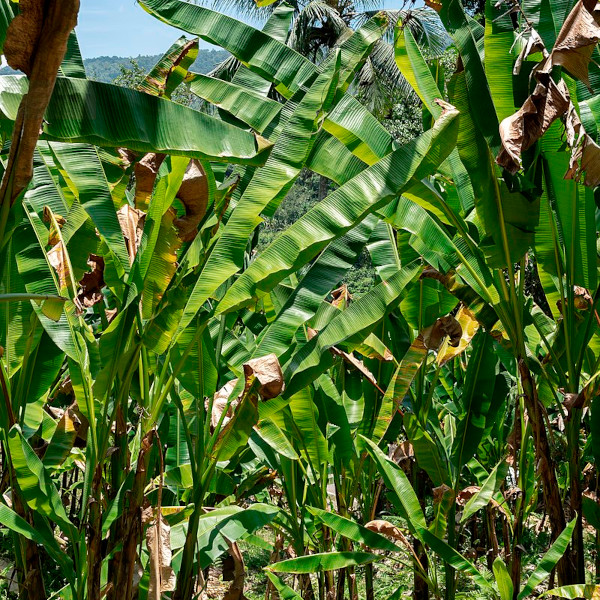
[117,148,136,168]
[330,284,352,308]
[456,486,480,506]
[210,379,239,429]
[76,254,105,308]
[433,483,453,503]
[243,354,284,400]
[0,0,80,203]
[146,514,176,599]
[550,0,600,89]
[513,28,549,75]
[331,346,384,393]
[365,520,411,547]
[497,0,600,178]
[48,241,71,292]
[437,306,480,366]
[4,0,44,76]
[497,78,570,173]
[174,159,209,242]
[117,204,146,263]
[422,315,463,351]
[134,153,166,210]
[389,440,414,463]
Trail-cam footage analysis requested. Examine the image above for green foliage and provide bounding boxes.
[0,1,599,600]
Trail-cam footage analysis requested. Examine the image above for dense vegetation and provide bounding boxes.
[0,1,599,600]
[0,50,230,82]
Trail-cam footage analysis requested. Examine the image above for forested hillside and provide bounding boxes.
[0,48,229,81]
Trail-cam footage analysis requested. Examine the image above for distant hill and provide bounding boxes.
[0,49,229,82]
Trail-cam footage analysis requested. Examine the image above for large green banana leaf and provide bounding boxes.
[268,551,380,573]
[60,31,86,79]
[217,103,459,315]
[232,3,295,94]
[284,261,421,395]
[50,142,131,277]
[171,56,343,344]
[450,332,505,472]
[138,0,315,96]
[307,507,402,552]
[518,518,577,599]
[363,436,493,592]
[0,76,272,165]
[7,425,77,540]
[254,215,378,358]
[138,35,198,98]
[139,0,394,160]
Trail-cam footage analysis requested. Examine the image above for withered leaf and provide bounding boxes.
[456,486,480,506]
[209,378,239,429]
[3,0,44,76]
[117,147,136,168]
[117,204,146,263]
[48,241,71,292]
[210,356,283,432]
[365,520,411,547]
[389,440,414,463]
[550,0,600,89]
[76,254,105,308]
[146,513,176,598]
[433,483,454,504]
[421,315,463,351]
[331,346,384,393]
[173,159,209,242]
[437,306,480,366]
[497,0,600,178]
[330,284,352,308]
[513,28,549,75]
[497,77,570,173]
[243,354,284,400]
[134,153,166,210]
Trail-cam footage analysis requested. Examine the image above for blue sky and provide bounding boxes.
[77,0,405,58]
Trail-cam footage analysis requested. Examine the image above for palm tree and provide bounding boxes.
[203,0,450,119]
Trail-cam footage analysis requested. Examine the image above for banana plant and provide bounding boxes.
[387,0,600,593]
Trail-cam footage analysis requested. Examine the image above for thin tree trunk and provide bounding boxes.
[87,465,103,600]
[519,361,573,586]
[415,471,429,600]
[318,175,329,201]
[485,506,499,571]
[364,563,374,600]
[568,407,585,582]
[510,399,523,598]
[12,492,46,600]
[113,431,155,600]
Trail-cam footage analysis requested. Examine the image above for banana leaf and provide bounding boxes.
[0,76,272,165]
